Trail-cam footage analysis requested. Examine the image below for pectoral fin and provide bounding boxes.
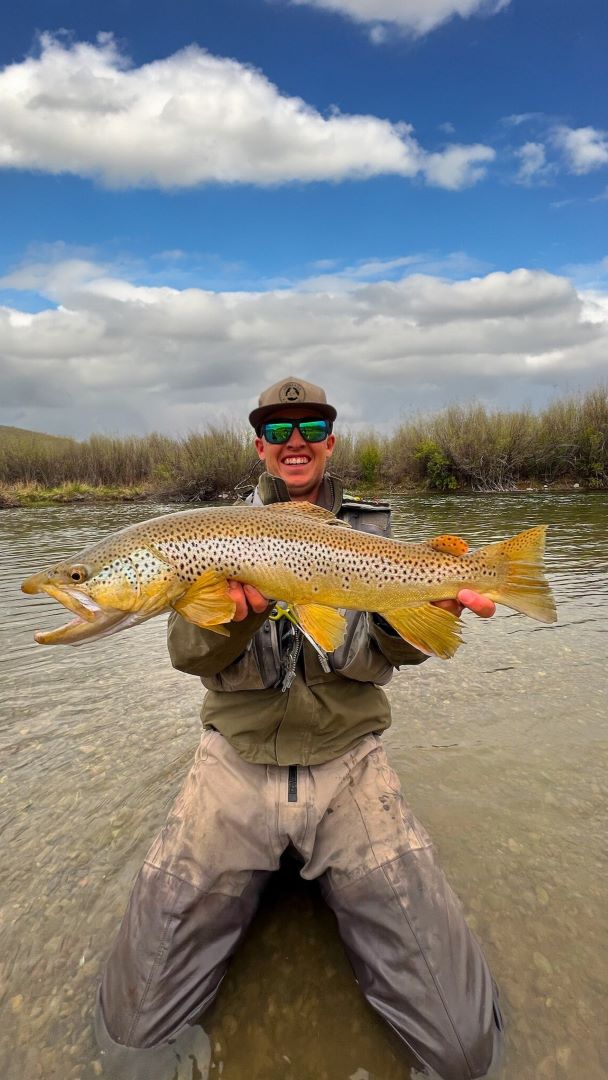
[172,569,236,629]
[381,603,463,659]
[292,603,347,653]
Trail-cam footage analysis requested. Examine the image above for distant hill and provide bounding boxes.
[0,425,77,447]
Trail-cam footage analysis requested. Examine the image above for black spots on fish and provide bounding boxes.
[98,559,129,585]
[130,549,166,586]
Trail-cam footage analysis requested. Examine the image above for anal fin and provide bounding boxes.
[382,603,463,659]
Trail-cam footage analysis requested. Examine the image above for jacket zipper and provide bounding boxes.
[281,629,303,692]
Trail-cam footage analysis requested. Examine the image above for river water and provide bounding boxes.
[0,493,606,1080]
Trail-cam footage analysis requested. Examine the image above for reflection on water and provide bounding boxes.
[1,494,606,1079]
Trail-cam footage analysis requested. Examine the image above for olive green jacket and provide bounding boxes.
[167,474,427,766]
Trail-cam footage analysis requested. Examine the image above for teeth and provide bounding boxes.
[284,457,309,465]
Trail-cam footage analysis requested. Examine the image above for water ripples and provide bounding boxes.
[1,494,607,1079]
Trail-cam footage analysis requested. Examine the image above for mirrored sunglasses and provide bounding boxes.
[258,418,332,444]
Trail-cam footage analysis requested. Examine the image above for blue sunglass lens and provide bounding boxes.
[265,423,292,443]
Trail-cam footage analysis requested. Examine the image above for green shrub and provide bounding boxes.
[328,431,359,484]
[359,442,382,485]
[1,386,607,496]
[413,440,457,491]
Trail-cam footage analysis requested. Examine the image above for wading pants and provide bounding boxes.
[97,730,502,1080]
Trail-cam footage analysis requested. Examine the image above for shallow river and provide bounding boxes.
[1,493,606,1080]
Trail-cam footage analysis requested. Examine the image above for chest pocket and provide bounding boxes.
[200,619,283,692]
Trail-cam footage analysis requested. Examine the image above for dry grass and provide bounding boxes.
[1,387,606,499]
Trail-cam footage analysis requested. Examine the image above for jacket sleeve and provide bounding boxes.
[328,609,427,685]
[167,607,271,677]
[369,615,429,667]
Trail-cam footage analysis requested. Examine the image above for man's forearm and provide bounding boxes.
[167,607,271,677]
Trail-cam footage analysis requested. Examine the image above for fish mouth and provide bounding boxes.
[21,579,137,646]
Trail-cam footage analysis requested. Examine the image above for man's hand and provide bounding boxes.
[227,581,271,621]
[432,590,496,619]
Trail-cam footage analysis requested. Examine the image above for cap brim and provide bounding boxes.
[249,402,337,429]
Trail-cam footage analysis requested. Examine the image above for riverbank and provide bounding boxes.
[0,477,601,508]
[2,388,607,503]
[0,482,156,509]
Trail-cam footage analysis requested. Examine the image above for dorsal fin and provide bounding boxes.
[427,534,469,556]
[264,501,334,518]
[263,502,351,527]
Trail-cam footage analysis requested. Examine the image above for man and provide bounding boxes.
[96,378,502,1080]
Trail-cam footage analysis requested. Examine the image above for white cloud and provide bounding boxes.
[0,33,494,190]
[422,144,495,189]
[1,257,606,437]
[514,141,551,185]
[297,250,490,291]
[503,121,608,184]
[286,0,510,37]
[369,24,389,44]
[502,112,546,128]
[553,126,608,175]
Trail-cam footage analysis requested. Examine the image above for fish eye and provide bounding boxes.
[69,565,88,583]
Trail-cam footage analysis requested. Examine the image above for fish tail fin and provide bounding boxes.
[476,525,557,623]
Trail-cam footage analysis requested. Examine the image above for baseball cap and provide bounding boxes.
[248,377,337,430]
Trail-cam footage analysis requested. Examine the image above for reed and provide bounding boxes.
[1,387,606,499]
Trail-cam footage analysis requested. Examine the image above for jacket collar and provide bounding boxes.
[253,471,343,514]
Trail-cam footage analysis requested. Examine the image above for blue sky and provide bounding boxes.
[0,0,606,436]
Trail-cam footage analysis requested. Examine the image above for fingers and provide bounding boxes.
[227,581,270,621]
[457,589,496,618]
[226,581,248,621]
[431,592,496,618]
[431,599,463,617]
[243,583,271,613]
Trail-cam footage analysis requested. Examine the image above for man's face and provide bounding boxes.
[254,405,336,501]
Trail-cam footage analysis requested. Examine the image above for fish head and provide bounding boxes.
[21,544,183,645]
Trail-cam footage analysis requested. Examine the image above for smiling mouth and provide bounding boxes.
[282,456,311,466]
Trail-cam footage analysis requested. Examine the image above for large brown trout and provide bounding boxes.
[21,502,556,658]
